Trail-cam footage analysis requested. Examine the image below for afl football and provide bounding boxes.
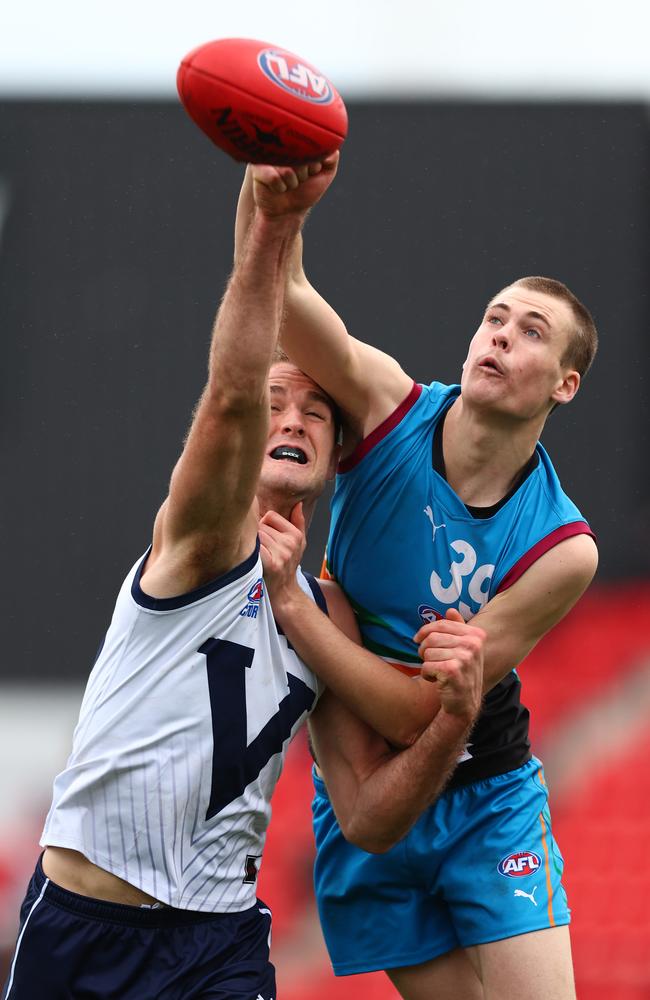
[177,38,348,164]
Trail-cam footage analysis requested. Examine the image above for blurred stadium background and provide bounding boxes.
[1,2,649,996]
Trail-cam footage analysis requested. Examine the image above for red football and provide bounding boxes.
[177,38,348,165]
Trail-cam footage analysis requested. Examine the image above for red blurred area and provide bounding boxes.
[258,585,650,999]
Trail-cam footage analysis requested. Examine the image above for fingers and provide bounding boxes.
[259,539,273,567]
[445,607,465,623]
[259,509,292,530]
[258,508,306,573]
[321,150,339,172]
[420,656,484,719]
[289,501,305,533]
[421,659,463,682]
[258,519,303,552]
[415,612,485,714]
[420,646,475,663]
[413,618,486,644]
[250,163,315,191]
[417,632,484,660]
[260,506,306,541]
[251,153,333,195]
[258,527,302,574]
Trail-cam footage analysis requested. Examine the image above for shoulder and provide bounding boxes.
[142,500,259,599]
[338,381,457,474]
[495,531,598,616]
[530,531,598,592]
[317,579,362,644]
[534,443,589,518]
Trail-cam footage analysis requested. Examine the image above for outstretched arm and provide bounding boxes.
[142,161,337,597]
[234,161,413,451]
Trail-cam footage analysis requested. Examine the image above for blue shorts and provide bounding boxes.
[3,855,276,999]
[312,757,570,975]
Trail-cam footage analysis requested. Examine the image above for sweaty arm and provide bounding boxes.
[416,532,599,692]
[234,163,413,448]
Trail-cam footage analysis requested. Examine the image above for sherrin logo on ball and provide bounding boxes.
[257,49,334,105]
[497,851,542,878]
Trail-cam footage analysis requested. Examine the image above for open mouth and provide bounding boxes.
[479,357,504,375]
[269,446,308,465]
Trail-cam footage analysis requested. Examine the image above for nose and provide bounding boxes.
[281,406,305,436]
[492,325,511,350]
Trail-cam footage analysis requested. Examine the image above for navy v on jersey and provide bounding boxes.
[41,541,324,912]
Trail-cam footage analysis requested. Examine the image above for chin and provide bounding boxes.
[261,463,310,495]
[464,381,506,406]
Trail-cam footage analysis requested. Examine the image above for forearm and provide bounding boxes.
[211,211,302,401]
[233,166,255,266]
[277,587,439,747]
[331,710,472,853]
[233,176,327,392]
[282,242,359,394]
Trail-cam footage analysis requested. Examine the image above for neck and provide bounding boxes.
[256,489,317,532]
[443,397,544,507]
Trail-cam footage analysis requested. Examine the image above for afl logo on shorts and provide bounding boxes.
[498,851,541,878]
[258,49,334,105]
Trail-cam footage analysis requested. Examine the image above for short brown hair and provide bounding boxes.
[508,276,598,378]
[271,345,290,365]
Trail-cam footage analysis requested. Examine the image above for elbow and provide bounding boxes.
[386,722,425,752]
[342,818,398,855]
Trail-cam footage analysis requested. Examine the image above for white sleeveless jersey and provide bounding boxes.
[41,541,324,912]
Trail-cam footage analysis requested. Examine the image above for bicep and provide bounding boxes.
[282,267,412,438]
[474,532,598,689]
[165,397,265,545]
[319,578,363,643]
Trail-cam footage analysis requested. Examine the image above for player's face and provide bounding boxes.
[260,363,339,501]
[460,288,579,419]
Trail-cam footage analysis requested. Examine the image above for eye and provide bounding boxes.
[487,315,502,326]
[270,404,281,412]
[524,328,541,339]
[306,410,326,421]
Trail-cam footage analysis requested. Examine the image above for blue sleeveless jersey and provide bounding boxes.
[326,381,593,783]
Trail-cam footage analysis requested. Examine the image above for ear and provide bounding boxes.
[551,369,580,407]
[326,441,342,480]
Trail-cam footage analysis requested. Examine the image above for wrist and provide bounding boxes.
[253,207,305,235]
[268,580,308,625]
[431,707,474,742]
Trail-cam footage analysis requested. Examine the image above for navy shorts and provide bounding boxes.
[313,757,570,975]
[3,856,276,999]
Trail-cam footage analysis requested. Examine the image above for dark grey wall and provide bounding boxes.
[1,100,648,680]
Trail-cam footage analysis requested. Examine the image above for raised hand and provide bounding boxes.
[258,502,307,613]
[250,152,339,217]
[413,608,485,724]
